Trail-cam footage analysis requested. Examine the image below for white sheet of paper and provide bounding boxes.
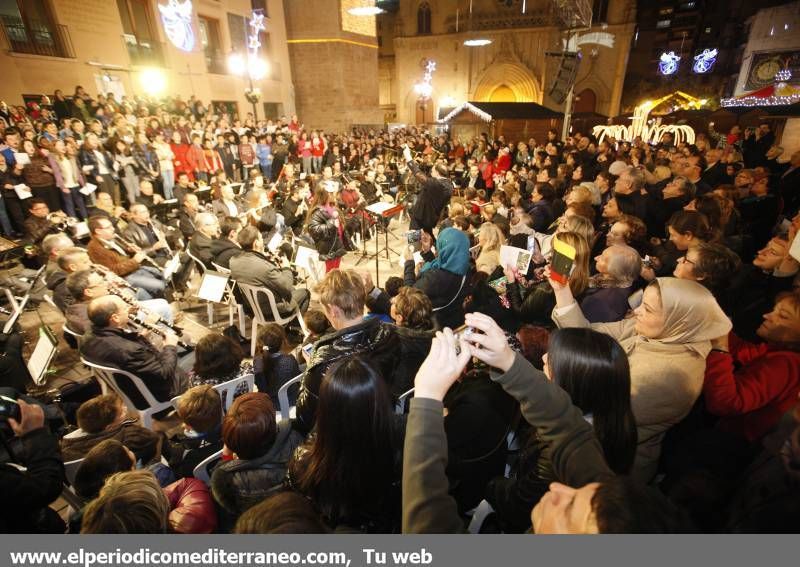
[196,271,229,303]
[81,164,94,173]
[500,245,532,275]
[163,253,182,281]
[790,231,800,263]
[79,183,98,196]
[13,184,32,199]
[27,327,57,385]
[13,152,30,166]
[365,201,394,215]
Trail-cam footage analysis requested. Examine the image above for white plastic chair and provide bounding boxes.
[212,262,247,336]
[63,323,83,339]
[237,283,308,356]
[395,387,415,415]
[63,458,83,486]
[80,357,174,429]
[42,293,62,314]
[193,448,224,485]
[170,373,255,413]
[186,249,216,325]
[467,499,496,534]
[277,374,302,422]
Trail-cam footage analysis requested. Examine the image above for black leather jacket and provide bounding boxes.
[296,317,406,433]
[210,419,304,530]
[123,220,170,260]
[307,207,346,260]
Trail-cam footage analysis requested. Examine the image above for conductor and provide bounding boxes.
[402,145,453,237]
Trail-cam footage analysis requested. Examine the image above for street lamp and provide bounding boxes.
[228,51,269,121]
[230,9,269,122]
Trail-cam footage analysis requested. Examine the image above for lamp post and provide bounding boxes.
[229,9,268,122]
[228,51,268,122]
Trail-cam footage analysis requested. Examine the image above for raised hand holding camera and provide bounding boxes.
[413,328,471,401]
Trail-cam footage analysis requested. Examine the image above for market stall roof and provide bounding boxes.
[721,82,800,108]
[438,101,562,123]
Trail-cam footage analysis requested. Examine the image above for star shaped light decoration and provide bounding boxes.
[250,12,266,34]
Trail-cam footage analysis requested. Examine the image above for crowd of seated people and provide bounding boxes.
[2,84,800,535]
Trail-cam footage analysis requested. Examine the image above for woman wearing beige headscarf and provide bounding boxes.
[546,275,732,481]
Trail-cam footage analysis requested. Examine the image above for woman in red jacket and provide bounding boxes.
[705,291,800,442]
[480,154,494,192]
[170,131,194,182]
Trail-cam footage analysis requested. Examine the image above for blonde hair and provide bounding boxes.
[81,470,169,534]
[448,201,465,218]
[478,222,504,252]
[315,269,366,320]
[556,231,590,296]
[568,185,593,205]
[558,215,595,245]
[176,385,222,433]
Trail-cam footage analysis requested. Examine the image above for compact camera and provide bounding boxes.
[406,229,422,244]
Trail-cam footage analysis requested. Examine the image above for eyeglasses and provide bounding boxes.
[679,256,696,266]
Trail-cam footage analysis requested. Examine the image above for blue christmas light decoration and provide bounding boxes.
[692,48,718,74]
[659,51,681,75]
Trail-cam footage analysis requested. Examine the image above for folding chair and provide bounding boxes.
[237,283,308,356]
[80,357,174,429]
[193,448,224,485]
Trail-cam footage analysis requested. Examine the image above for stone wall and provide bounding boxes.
[283,0,382,131]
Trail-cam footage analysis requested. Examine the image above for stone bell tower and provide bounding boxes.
[283,0,384,131]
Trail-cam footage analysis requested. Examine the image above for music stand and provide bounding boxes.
[363,202,404,285]
[27,325,58,386]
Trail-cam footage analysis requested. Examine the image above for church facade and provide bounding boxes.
[378,0,637,125]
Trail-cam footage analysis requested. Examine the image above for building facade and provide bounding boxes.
[0,0,295,119]
[379,0,637,125]
[621,0,790,112]
[282,0,383,132]
[732,0,800,96]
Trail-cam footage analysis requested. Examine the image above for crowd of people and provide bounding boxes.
[1,85,800,534]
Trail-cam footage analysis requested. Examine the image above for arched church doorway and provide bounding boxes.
[489,85,516,102]
[574,88,597,113]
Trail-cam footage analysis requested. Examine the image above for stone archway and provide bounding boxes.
[473,62,541,103]
[489,85,516,102]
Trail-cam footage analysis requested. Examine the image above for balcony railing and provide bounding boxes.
[443,11,553,34]
[123,34,165,67]
[0,20,75,58]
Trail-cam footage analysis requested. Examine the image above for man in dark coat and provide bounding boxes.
[404,147,452,236]
[80,295,189,404]
[210,216,242,269]
[188,212,218,267]
[743,123,776,168]
[228,226,310,317]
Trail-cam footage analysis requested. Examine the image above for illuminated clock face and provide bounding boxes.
[755,59,781,82]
